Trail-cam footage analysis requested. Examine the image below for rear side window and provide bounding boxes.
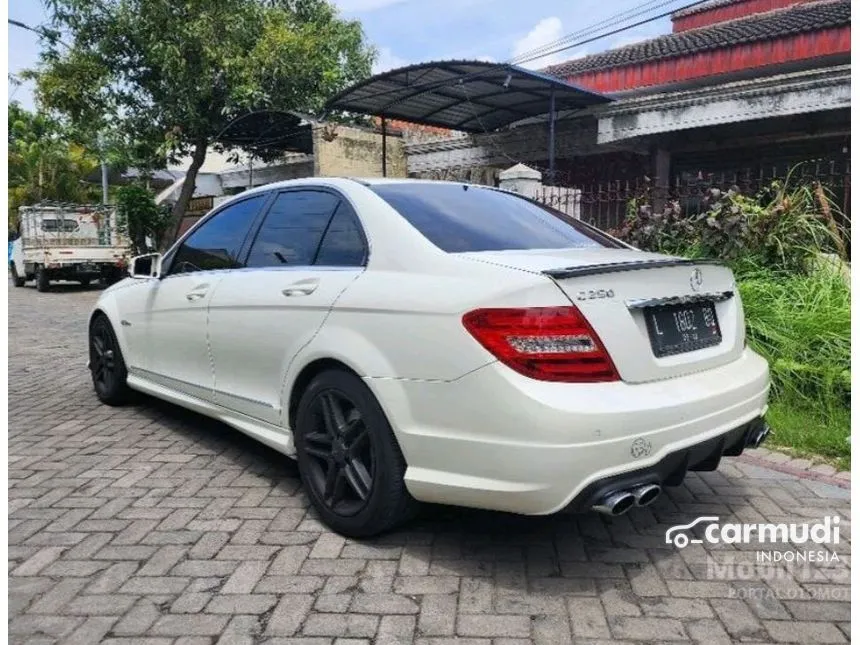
[370,183,617,252]
[315,203,366,266]
[246,190,340,267]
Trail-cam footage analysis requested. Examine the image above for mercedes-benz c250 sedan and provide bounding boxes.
[88,178,770,537]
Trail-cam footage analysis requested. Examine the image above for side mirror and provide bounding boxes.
[129,253,163,279]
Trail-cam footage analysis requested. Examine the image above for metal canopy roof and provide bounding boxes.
[325,60,613,132]
[216,110,313,156]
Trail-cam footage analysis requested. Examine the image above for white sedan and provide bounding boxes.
[88,178,770,537]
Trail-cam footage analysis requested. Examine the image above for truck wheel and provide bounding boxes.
[35,267,49,292]
[100,270,119,288]
[10,264,25,287]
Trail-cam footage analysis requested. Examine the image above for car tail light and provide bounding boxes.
[462,307,619,382]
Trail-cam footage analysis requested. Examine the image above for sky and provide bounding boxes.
[8,0,680,111]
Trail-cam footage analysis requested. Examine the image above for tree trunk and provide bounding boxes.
[165,137,208,249]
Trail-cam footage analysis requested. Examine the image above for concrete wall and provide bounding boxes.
[314,124,407,178]
[219,157,314,191]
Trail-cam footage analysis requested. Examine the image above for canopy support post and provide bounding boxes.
[381,116,387,177]
[548,89,556,186]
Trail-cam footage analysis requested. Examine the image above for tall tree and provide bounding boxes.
[33,0,375,243]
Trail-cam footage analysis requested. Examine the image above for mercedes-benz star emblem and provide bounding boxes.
[690,268,703,292]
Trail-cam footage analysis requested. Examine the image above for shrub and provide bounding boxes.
[613,193,696,255]
[115,185,172,255]
[614,174,848,275]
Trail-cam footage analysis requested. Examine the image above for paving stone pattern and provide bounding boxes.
[9,284,852,644]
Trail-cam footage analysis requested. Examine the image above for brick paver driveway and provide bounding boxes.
[9,284,851,645]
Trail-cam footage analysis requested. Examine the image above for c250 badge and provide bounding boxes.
[576,289,615,301]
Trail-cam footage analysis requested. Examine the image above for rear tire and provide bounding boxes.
[294,368,417,538]
[35,267,49,292]
[89,315,131,406]
[10,264,25,287]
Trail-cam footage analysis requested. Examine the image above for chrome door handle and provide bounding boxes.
[282,286,318,297]
[282,279,319,297]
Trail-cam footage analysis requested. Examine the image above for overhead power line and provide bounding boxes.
[328,0,710,116]
[512,0,709,68]
[509,0,685,65]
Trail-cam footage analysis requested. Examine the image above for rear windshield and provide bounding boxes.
[370,183,618,253]
[41,219,80,233]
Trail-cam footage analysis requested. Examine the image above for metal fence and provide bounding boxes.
[535,160,851,236]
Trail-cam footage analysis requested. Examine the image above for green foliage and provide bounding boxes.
[615,175,847,275]
[115,185,173,255]
[8,102,101,232]
[739,268,850,409]
[34,0,376,232]
[616,192,696,254]
[615,174,850,463]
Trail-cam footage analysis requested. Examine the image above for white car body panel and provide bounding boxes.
[458,248,744,382]
[207,266,362,424]
[91,177,770,516]
[131,272,224,403]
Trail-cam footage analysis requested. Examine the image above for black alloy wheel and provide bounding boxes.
[89,315,130,405]
[294,369,417,537]
[304,390,374,516]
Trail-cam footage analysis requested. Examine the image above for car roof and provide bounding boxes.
[213,177,494,211]
[239,176,487,193]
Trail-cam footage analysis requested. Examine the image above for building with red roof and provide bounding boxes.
[405,0,850,228]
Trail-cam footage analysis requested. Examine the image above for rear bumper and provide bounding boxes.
[564,416,767,512]
[366,348,770,515]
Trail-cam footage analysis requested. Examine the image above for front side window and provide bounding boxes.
[169,194,267,274]
[246,190,342,267]
[370,183,620,252]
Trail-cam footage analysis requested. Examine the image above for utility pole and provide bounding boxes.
[97,132,109,204]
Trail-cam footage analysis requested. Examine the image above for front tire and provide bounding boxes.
[89,315,131,406]
[10,264,25,287]
[35,267,49,292]
[294,369,417,538]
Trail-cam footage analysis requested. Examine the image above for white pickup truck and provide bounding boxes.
[9,204,130,291]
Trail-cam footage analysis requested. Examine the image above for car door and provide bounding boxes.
[207,188,367,425]
[137,193,270,402]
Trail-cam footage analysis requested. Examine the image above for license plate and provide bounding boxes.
[645,302,721,357]
[78,264,97,272]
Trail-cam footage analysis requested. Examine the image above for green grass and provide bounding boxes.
[738,267,850,407]
[735,266,850,470]
[765,396,850,472]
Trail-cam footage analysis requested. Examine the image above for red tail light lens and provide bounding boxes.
[462,307,619,382]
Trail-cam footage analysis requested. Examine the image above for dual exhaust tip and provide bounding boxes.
[747,422,771,449]
[592,483,662,516]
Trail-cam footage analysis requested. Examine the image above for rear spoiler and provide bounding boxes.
[542,258,723,280]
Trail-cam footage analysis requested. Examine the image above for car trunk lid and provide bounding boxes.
[457,249,745,383]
